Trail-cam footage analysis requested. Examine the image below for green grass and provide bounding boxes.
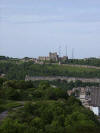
[52,64,98,72]
[42,64,100,77]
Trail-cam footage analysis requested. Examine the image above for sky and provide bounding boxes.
[0,0,100,59]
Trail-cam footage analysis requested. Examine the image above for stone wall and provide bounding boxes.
[25,75,100,83]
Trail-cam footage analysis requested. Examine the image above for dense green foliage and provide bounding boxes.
[1,61,100,80]
[68,58,100,67]
[0,56,9,60]
[0,80,68,101]
[32,79,100,90]
[0,79,100,133]
[0,79,99,101]
[0,99,100,133]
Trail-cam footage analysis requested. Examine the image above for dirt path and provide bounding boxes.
[0,111,8,122]
[0,105,24,123]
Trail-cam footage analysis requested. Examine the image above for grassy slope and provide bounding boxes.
[1,60,100,79]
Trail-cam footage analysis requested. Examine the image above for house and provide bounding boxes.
[90,87,100,116]
[67,87,100,116]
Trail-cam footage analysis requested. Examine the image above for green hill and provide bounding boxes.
[1,61,100,80]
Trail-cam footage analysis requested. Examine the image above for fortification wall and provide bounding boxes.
[25,76,100,83]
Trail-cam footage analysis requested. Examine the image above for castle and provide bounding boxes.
[38,52,68,62]
[20,52,68,64]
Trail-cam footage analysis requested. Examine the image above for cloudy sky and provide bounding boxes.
[0,0,100,58]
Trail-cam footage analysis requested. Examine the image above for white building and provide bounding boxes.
[90,106,100,116]
[68,87,100,116]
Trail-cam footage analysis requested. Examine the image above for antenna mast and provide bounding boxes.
[66,45,68,57]
[72,48,74,59]
[59,46,61,57]
[58,46,61,64]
